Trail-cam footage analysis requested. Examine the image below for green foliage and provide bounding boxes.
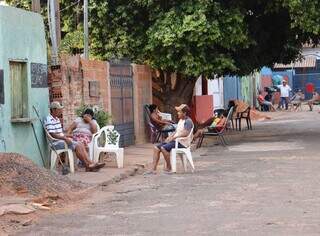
[5,0,31,10]
[75,104,112,128]
[59,30,84,54]
[5,0,320,76]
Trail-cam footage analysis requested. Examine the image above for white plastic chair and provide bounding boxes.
[170,127,195,173]
[91,126,124,168]
[44,129,75,174]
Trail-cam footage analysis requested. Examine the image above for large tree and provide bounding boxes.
[88,0,320,111]
[6,0,320,111]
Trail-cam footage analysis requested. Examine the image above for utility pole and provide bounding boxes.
[48,0,58,65]
[84,0,89,59]
[54,0,61,48]
[32,0,41,13]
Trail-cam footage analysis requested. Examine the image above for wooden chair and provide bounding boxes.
[197,107,234,148]
[235,107,252,131]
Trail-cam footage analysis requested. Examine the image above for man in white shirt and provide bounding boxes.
[277,80,292,110]
[45,101,105,172]
[149,104,193,173]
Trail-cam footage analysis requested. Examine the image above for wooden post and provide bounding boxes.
[32,0,41,13]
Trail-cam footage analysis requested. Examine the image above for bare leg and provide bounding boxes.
[152,146,161,171]
[160,147,172,171]
[308,100,313,111]
[75,144,93,167]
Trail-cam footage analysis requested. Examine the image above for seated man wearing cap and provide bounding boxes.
[151,104,193,173]
[45,101,105,172]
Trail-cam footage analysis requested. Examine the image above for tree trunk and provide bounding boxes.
[153,71,197,121]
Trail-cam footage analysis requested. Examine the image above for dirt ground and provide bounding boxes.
[5,108,320,235]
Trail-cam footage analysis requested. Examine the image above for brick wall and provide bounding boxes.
[48,55,110,127]
[133,64,153,144]
[48,56,153,144]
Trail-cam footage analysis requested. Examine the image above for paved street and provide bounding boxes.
[16,111,320,236]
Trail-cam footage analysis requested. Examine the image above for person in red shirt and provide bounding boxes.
[258,91,276,112]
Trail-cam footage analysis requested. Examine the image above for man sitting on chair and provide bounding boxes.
[150,104,193,173]
[45,101,105,172]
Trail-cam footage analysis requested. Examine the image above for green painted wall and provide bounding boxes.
[0,6,49,166]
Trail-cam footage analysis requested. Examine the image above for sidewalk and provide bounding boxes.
[68,143,155,186]
[68,142,207,187]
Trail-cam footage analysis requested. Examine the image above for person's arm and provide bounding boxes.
[67,122,77,136]
[150,113,171,125]
[89,121,98,134]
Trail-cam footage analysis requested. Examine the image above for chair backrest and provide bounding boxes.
[95,126,120,148]
[219,106,234,133]
[176,126,194,149]
[144,104,151,123]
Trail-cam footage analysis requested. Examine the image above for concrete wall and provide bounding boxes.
[132,64,153,144]
[0,6,49,166]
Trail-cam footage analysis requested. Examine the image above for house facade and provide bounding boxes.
[0,6,49,166]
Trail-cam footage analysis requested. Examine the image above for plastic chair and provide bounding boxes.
[44,128,75,174]
[91,126,124,168]
[170,127,195,173]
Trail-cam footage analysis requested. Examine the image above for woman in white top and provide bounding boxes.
[67,108,99,149]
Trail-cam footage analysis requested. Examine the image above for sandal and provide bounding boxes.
[85,162,105,172]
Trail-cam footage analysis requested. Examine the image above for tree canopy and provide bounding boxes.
[6,0,320,77]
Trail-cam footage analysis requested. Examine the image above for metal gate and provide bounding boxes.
[109,60,134,147]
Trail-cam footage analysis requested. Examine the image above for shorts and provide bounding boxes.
[52,140,78,151]
[157,141,185,152]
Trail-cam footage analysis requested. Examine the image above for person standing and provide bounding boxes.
[277,80,292,110]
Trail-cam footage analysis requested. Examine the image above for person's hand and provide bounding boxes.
[165,136,173,143]
[83,114,92,123]
[64,137,73,145]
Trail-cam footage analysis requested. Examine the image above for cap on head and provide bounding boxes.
[175,104,190,114]
[49,101,64,109]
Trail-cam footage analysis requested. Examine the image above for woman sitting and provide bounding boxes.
[149,104,176,131]
[67,108,99,149]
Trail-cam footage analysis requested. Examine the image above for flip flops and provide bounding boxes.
[86,162,106,172]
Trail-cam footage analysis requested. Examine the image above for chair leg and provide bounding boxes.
[246,118,249,130]
[221,135,228,145]
[116,148,124,168]
[249,118,252,130]
[218,135,225,146]
[93,149,101,163]
[50,150,57,171]
[198,135,204,148]
[196,134,203,148]
[170,149,177,173]
[155,132,161,143]
[239,119,242,131]
[231,120,234,130]
[185,150,195,172]
[67,150,75,173]
[181,154,187,172]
